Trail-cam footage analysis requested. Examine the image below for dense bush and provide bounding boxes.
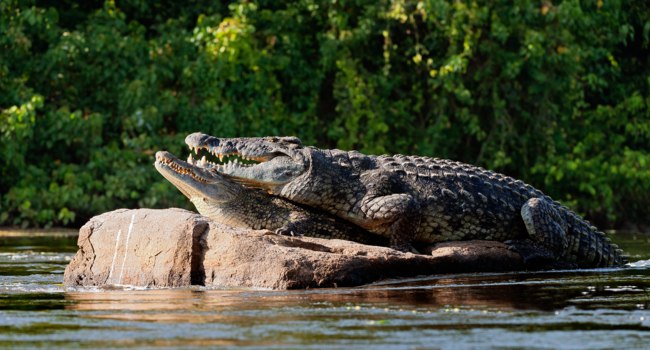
[1,0,649,228]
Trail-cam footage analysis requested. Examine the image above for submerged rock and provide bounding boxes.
[64,208,524,289]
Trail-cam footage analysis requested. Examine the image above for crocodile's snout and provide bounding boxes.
[185,132,217,148]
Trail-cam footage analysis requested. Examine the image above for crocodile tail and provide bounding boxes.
[564,212,627,267]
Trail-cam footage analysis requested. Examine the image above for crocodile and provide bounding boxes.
[182,133,627,268]
[154,150,387,246]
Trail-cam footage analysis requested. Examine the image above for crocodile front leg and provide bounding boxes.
[275,217,346,239]
[358,170,421,252]
[274,216,388,246]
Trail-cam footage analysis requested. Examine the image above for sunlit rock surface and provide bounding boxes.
[64,208,525,289]
[63,208,205,288]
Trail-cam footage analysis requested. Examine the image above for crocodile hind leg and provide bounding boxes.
[521,198,569,253]
[358,170,421,252]
[510,197,573,268]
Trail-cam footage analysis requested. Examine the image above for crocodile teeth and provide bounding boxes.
[200,156,207,167]
[187,154,193,164]
[218,154,224,162]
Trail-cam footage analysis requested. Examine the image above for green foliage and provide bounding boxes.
[1,0,648,227]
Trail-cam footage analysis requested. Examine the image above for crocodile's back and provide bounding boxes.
[376,155,539,242]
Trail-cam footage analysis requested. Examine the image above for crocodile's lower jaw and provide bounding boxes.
[155,154,211,184]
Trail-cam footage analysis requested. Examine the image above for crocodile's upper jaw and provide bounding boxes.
[154,151,239,203]
[184,133,308,191]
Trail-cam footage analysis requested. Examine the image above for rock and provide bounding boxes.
[64,208,525,289]
[201,229,524,289]
[64,208,208,288]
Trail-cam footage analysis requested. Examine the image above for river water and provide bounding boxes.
[1,230,650,349]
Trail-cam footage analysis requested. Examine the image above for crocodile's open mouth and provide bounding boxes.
[155,151,212,184]
[183,133,306,189]
[154,151,240,202]
[185,146,265,174]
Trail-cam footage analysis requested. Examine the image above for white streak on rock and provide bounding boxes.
[118,213,136,284]
[107,229,122,284]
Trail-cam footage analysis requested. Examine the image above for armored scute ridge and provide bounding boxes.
[179,133,626,268]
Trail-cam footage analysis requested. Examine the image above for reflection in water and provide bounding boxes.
[64,280,544,320]
[62,268,650,318]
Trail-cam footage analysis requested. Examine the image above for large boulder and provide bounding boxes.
[64,208,208,288]
[64,208,524,289]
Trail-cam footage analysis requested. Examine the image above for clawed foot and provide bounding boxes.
[275,226,302,237]
[390,243,420,254]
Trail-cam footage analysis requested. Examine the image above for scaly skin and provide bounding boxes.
[183,133,627,268]
[154,151,385,246]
